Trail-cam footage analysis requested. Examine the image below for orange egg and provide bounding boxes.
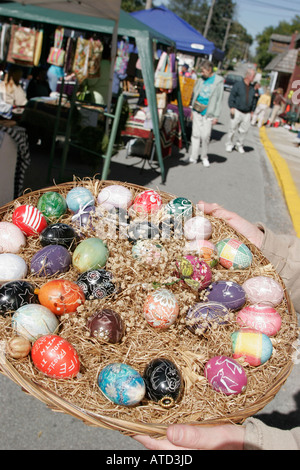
[37,279,85,315]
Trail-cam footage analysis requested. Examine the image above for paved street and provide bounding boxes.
[0,83,299,450]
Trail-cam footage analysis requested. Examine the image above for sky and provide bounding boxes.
[155,0,299,53]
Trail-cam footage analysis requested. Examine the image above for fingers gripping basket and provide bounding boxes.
[0,179,298,438]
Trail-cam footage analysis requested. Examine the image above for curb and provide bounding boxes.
[259,127,300,237]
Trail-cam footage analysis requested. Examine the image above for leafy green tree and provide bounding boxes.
[121,0,146,12]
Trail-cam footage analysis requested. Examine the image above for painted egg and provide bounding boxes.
[72,238,109,273]
[184,216,212,240]
[127,221,160,243]
[231,328,273,366]
[165,197,193,220]
[0,221,26,253]
[66,186,94,213]
[37,192,67,222]
[206,281,246,311]
[215,238,252,269]
[132,240,166,266]
[133,190,162,214]
[76,269,117,300]
[176,255,212,291]
[204,356,247,395]
[37,279,85,315]
[40,223,78,250]
[97,184,133,210]
[184,239,219,267]
[12,304,59,341]
[143,288,179,329]
[143,358,183,408]
[31,334,80,378]
[71,204,95,230]
[30,245,71,277]
[0,253,27,283]
[236,304,282,336]
[242,276,284,307]
[0,280,36,316]
[186,301,230,334]
[98,363,145,406]
[87,308,124,343]
[12,205,47,236]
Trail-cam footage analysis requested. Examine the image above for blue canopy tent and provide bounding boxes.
[131,6,224,61]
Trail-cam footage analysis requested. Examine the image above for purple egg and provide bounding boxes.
[206,281,246,311]
[71,205,95,230]
[186,301,230,334]
[31,245,72,277]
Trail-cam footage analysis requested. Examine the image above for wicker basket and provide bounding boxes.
[0,179,298,438]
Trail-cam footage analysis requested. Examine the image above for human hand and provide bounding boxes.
[197,201,264,249]
[212,118,218,125]
[133,423,245,450]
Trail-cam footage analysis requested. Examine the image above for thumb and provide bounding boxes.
[166,424,206,449]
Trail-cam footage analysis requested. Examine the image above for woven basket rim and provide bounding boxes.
[0,179,297,438]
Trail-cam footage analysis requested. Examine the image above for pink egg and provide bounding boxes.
[133,190,162,214]
[184,239,219,267]
[204,355,247,395]
[143,288,179,329]
[236,304,282,336]
[0,221,26,253]
[97,185,133,211]
[242,276,284,307]
[176,255,212,291]
[184,216,212,240]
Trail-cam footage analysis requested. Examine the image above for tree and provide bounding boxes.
[121,0,146,12]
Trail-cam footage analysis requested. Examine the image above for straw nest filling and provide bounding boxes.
[0,178,298,437]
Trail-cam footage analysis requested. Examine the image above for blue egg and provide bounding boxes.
[66,187,94,213]
[98,363,146,406]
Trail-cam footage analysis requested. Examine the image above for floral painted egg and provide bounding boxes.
[176,255,212,291]
[12,304,59,341]
[72,238,109,273]
[143,288,179,329]
[71,204,95,230]
[127,221,160,243]
[0,280,36,316]
[132,190,162,214]
[132,240,166,266]
[184,239,219,267]
[206,281,246,311]
[242,276,284,307]
[37,192,67,222]
[231,328,273,366]
[12,205,47,237]
[98,363,145,406]
[30,245,72,277]
[31,334,80,378]
[37,279,85,315]
[66,186,94,213]
[76,269,117,300]
[186,301,230,335]
[97,184,133,210]
[204,356,248,395]
[215,238,252,269]
[0,221,26,253]
[40,223,78,250]
[165,197,193,220]
[184,216,212,241]
[0,253,27,283]
[236,304,282,336]
[143,358,183,408]
[87,308,124,343]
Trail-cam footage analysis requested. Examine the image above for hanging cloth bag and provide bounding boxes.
[11,26,36,63]
[72,37,90,83]
[154,52,177,92]
[87,38,103,79]
[47,27,65,67]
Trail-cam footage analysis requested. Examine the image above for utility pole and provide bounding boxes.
[218,18,232,69]
[145,0,152,9]
[203,0,216,38]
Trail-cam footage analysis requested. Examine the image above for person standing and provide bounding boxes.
[225,68,256,154]
[187,60,223,167]
[251,87,271,128]
[268,88,286,127]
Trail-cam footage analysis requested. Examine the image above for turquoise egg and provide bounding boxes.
[166,197,193,219]
[12,304,59,342]
[231,328,273,366]
[37,192,67,222]
[72,237,109,273]
[98,363,145,406]
[66,187,94,213]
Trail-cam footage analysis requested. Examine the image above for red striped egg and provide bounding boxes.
[12,205,47,237]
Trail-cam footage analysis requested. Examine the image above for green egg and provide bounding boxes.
[37,192,67,222]
[72,237,109,273]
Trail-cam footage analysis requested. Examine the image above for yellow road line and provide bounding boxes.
[259,127,300,237]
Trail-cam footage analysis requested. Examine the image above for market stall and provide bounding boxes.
[0,2,180,182]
